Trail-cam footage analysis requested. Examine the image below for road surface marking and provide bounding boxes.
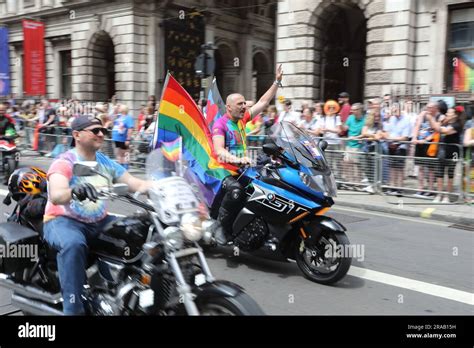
[420,208,435,219]
[349,266,473,305]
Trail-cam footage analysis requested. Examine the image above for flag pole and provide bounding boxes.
[178,136,183,177]
[152,72,171,149]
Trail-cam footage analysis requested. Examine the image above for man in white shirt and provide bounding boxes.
[278,100,300,125]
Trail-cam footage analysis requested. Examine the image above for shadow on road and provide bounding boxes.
[204,246,366,289]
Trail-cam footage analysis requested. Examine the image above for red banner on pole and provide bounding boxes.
[22,19,45,96]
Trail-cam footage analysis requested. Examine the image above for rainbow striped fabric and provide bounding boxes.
[205,78,226,130]
[154,73,238,206]
[453,53,474,92]
[160,137,181,162]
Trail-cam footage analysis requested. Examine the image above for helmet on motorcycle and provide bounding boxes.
[8,167,47,201]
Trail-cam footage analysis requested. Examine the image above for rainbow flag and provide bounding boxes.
[453,53,474,92]
[155,73,238,206]
[205,78,226,131]
[160,137,181,162]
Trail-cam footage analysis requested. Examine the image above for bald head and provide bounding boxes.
[427,102,438,115]
[226,93,244,105]
[226,93,247,120]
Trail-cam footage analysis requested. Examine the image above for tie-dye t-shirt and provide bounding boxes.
[212,114,247,158]
[44,149,126,223]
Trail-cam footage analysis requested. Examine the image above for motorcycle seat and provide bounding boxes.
[0,222,39,244]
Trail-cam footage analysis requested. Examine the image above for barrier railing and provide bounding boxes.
[16,127,474,203]
[465,158,474,202]
[20,127,150,169]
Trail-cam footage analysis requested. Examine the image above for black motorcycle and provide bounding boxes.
[0,149,264,315]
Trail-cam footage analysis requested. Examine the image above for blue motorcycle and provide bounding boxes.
[206,121,352,284]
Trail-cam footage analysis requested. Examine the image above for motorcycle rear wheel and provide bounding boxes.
[295,231,352,285]
[196,292,265,316]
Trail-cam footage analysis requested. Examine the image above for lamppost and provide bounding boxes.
[195,42,216,100]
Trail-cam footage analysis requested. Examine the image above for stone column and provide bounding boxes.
[239,32,253,100]
[147,15,157,98]
[6,0,17,14]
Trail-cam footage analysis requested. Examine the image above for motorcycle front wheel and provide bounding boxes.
[196,292,265,316]
[294,231,352,285]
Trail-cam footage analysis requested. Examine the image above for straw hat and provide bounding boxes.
[324,100,340,114]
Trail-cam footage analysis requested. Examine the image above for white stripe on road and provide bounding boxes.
[349,266,474,305]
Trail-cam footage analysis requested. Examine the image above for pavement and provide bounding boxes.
[335,191,474,227]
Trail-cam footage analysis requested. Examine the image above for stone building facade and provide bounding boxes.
[0,0,276,113]
[277,0,474,109]
[1,0,473,113]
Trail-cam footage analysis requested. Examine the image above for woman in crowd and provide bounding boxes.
[427,106,465,203]
[315,100,342,178]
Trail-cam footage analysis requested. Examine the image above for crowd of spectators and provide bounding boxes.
[229,92,473,202]
[1,91,473,202]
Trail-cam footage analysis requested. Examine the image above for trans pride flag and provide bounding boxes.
[205,78,226,131]
[154,73,238,206]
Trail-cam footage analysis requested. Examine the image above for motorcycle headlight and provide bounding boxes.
[180,213,203,242]
[299,172,311,186]
[163,226,183,249]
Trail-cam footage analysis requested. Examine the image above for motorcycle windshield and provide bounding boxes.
[269,122,329,170]
[269,122,338,197]
[146,145,206,223]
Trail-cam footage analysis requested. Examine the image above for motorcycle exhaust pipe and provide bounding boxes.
[11,293,64,316]
[0,273,62,304]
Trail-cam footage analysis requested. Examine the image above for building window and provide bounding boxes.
[446,7,474,93]
[60,50,71,98]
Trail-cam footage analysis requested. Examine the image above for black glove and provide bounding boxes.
[71,183,99,202]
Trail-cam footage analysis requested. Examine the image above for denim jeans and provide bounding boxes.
[43,215,116,315]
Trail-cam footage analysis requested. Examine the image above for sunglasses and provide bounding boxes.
[83,127,108,135]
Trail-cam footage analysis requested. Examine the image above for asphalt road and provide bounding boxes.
[0,156,472,315]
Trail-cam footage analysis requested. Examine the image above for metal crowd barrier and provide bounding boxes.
[464,147,474,202]
[21,126,150,169]
[247,135,469,203]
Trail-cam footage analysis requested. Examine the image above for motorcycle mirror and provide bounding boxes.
[112,183,129,196]
[318,140,329,152]
[262,142,283,157]
[73,162,99,176]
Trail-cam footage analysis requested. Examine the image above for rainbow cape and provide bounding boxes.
[154,73,238,206]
